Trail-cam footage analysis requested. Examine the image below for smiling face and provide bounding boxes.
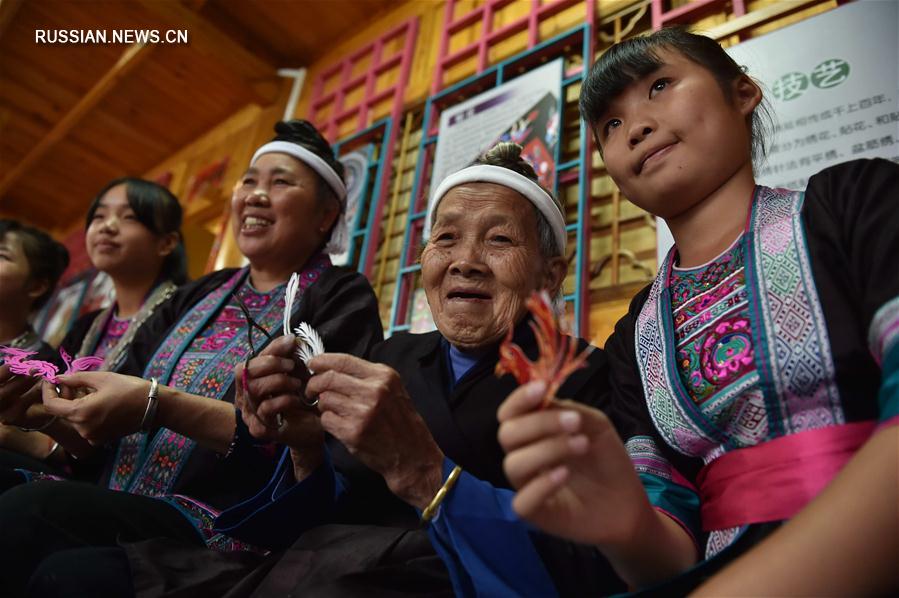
[0,232,40,313]
[85,184,171,281]
[593,49,759,219]
[231,152,339,272]
[421,183,562,351]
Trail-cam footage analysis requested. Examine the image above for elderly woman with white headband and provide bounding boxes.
[174,142,628,597]
[0,120,383,597]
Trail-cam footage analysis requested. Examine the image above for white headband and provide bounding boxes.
[428,164,566,255]
[250,141,349,255]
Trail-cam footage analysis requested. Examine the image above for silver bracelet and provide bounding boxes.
[139,377,159,433]
[45,441,61,460]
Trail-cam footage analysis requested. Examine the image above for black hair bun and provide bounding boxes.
[272,120,345,181]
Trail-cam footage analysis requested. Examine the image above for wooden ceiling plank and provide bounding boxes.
[0,0,25,41]
[0,41,112,105]
[207,0,302,64]
[0,42,153,199]
[119,48,256,128]
[138,0,278,84]
[2,128,124,197]
[1,69,174,166]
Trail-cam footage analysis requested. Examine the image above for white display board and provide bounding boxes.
[425,59,563,239]
[329,147,371,266]
[657,0,899,262]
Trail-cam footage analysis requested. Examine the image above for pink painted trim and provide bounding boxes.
[358,17,419,276]
[697,421,877,531]
[309,18,418,144]
[477,1,491,73]
[528,0,539,46]
[447,4,482,32]
[487,18,528,45]
[306,17,418,276]
[433,0,582,92]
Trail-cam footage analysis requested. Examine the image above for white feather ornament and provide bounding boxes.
[294,322,325,372]
[283,273,301,336]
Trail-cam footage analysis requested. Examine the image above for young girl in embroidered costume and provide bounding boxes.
[63,178,188,370]
[0,180,184,477]
[0,120,383,596]
[0,220,69,471]
[498,28,898,594]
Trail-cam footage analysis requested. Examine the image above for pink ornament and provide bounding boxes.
[1,346,103,384]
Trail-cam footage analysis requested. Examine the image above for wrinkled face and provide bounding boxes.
[85,184,167,279]
[232,152,336,269]
[594,49,757,219]
[422,183,551,351]
[0,232,36,310]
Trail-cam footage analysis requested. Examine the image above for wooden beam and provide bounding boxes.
[0,42,153,199]
[705,0,823,40]
[0,0,24,41]
[137,0,278,86]
[182,0,209,11]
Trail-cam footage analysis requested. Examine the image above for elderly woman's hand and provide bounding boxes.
[234,335,324,478]
[41,371,149,445]
[0,364,45,427]
[306,353,445,510]
[498,381,653,547]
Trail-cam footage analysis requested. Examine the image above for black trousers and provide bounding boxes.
[0,480,205,597]
[0,446,106,492]
[0,447,64,476]
[122,525,452,598]
[0,448,64,494]
[0,466,26,493]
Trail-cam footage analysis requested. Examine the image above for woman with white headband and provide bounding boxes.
[171,142,628,596]
[0,120,383,596]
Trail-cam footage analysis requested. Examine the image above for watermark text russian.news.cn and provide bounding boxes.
[35,29,190,45]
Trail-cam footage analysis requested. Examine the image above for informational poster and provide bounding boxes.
[330,146,372,266]
[657,0,898,261]
[425,59,563,239]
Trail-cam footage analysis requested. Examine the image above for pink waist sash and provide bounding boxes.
[696,421,876,531]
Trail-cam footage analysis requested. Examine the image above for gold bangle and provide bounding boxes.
[421,465,462,523]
